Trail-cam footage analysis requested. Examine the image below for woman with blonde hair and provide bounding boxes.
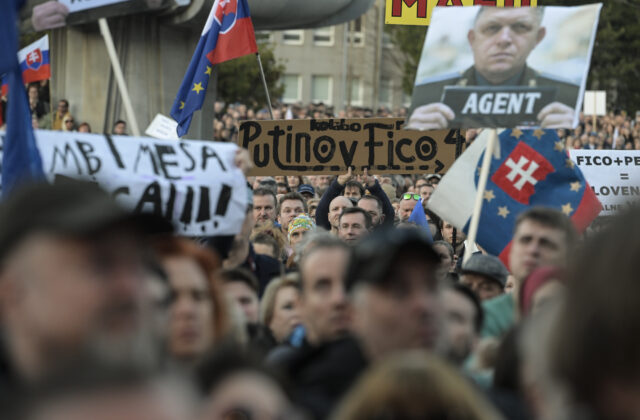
[259,273,302,343]
[332,351,503,420]
[152,236,230,364]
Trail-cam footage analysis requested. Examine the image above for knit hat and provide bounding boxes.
[288,214,316,241]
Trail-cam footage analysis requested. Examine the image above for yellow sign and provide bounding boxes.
[385,0,537,26]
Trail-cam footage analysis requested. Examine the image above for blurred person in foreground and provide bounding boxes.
[276,229,446,419]
[0,180,171,393]
[551,206,640,420]
[151,237,230,368]
[18,368,195,420]
[260,273,302,344]
[332,351,502,420]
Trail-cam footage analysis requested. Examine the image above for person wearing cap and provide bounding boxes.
[460,253,509,301]
[297,184,315,201]
[348,228,444,361]
[315,168,395,232]
[288,214,316,249]
[0,179,171,391]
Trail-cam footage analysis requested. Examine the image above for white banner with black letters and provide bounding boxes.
[570,149,640,216]
[1,130,248,236]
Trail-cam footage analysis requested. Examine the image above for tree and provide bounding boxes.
[547,0,640,114]
[384,24,427,96]
[215,42,285,109]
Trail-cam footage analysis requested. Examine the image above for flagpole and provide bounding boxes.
[463,128,498,264]
[255,53,274,120]
[98,18,141,136]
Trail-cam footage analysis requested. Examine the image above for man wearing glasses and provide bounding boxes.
[398,193,420,223]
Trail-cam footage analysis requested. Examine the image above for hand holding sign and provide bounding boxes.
[31,1,69,31]
[538,102,575,129]
[406,103,455,130]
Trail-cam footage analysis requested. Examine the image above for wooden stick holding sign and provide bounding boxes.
[463,128,498,264]
[98,18,140,136]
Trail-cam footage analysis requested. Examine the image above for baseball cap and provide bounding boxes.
[426,174,442,181]
[297,184,315,196]
[0,179,173,263]
[461,253,509,287]
[345,228,439,291]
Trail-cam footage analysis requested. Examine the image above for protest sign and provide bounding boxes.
[583,91,606,116]
[570,149,640,216]
[385,0,537,26]
[409,5,602,129]
[145,114,180,140]
[237,118,462,176]
[0,131,248,236]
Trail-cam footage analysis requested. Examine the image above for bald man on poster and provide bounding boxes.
[407,7,580,130]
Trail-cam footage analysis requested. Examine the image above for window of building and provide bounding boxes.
[350,77,363,106]
[313,26,335,46]
[312,75,332,104]
[379,78,392,107]
[349,17,364,46]
[281,74,302,103]
[255,31,274,43]
[282,30,304,45]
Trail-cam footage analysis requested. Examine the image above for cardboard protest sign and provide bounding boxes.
[570,149,640,216]
[409,5,602,129]
[237,118,462,176]
[385,0,537,26]
[0,131,248,236]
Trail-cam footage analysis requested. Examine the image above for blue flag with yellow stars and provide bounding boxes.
[170,0,257,137]
[427,128,602,266]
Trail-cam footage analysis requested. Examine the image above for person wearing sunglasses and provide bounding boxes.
[398,193,420,223]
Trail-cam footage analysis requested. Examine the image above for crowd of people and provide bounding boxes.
[0,134,639,420]
[3,78,640,155]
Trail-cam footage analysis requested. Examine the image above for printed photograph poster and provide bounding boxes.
[409,5,602,129]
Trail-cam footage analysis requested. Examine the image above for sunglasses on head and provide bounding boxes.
[402,193,420,201]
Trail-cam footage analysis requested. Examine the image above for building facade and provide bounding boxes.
[263,0,410,112]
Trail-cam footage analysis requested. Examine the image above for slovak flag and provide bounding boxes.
[171,0,257,137]
[427,129,602,266]
[18,35,50,84]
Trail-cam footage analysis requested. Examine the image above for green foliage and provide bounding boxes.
[384,24,427,95]
[215,42,285,108]
[544,0,640,113]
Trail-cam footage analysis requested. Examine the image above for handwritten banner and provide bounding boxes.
[385,0,537,26]
[0,131,248,236]
[237,118,462,176]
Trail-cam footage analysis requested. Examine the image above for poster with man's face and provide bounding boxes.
[408,5,602,130]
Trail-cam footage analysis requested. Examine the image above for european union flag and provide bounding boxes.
[428,129,602,265]
[1,0,45,195]
[171,0,257,137]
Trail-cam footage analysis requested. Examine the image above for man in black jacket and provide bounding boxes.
[315,168,394,232]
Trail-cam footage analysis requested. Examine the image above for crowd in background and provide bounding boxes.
[4,81,640,420]
[4,80,640,154]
